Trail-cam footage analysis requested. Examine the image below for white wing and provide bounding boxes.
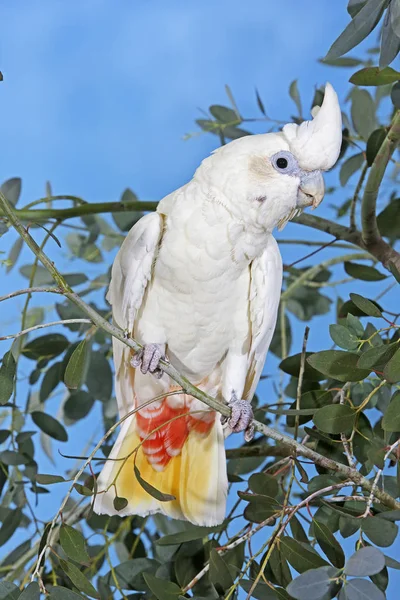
[107,212,164,416]
[243,235,283,401]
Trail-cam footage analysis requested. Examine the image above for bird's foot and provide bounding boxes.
[130,343,164,379]
[222,392,254,442]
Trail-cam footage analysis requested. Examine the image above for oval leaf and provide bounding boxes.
[31,411,68,442]
[350,66,400,86]
[307,350,371,382]
[382,391,400,431]
[59,524,90,564]
[313,404,356,435]
[344,262,387,282]
[344,546,386,576]
[64,340,88,390]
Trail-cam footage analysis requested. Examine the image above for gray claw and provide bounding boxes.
[224,393,254,441]
[130,344,164,377]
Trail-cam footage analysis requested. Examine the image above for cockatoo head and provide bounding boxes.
[198,83,342,232]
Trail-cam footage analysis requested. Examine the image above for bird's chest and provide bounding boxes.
[137,202,265,378]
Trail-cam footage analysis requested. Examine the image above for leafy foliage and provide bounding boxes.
[0,4,399,599]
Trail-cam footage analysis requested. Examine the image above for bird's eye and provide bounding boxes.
[276,157,288,169]
[271,151,299,175]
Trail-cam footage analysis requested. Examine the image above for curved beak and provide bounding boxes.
[297,170,325,209]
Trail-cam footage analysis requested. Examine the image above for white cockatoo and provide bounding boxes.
[94,83,342,526]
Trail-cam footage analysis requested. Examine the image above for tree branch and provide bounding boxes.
[361,110,400,246]
[1,189,400,512]
[0,200,158,221]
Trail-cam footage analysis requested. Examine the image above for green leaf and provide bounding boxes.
[0,450,30,465]
[380,11,400,68]
[280,536,328,573]
[0,351,16,405]
[339,153,364,186]
[113,496,128,511]
[290,515,309,543]
[346,313,364,337]
[313,404,356,435]
[209,549,234,592]
[351,88,377,140]
[39,362,62,403]
[382,391,400,431]
[325,0,387,60]
[112,188,143,232]
[6,237,23,273]
[270,309,292,358]
[1,178,22,206]
[362,516,398,547]
[366,128,387,166]
[248,473,279,498]
[209,105,239,123]
[286,566,337,600]
[64,340,88,390]
[0,508,22,546]
[73,483,93,496]
[388,260,400,283]
[255,89,266,116]
[19,582,40,600]
[339,578,385,600]
[385,554,400,569]
[350,66,400,85]
[357,343,398,369]
[240,579,280,600]
[31,411,68,442]
[344,546,386,576]
[49,585,87,600]
[36,474,67,484]
[241,492,281,523]
[59,559,99,598]
[344,262,387,281]
[307,350,371,382]
[350,293,383,318]
[104,558,159,589]
[142,573,181,600]
[279,352,324,381]
[329,324,359,350]
[59,524,90,564]
[289,80,302,116]
[156,524,222,545]
[63,390,94,422]
[383,348,400,383]
[0,582,21,600]
[321,56,363,66]
[377,198,400,239]
[313,520,345,568]
[134,464,175,502]
[22,334,69,361]
[308,475,342,495]
[86,351,112,402]
[391,81,400,108]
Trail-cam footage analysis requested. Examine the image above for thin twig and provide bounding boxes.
[0,319,92,341]
[0,287,61,304]
[362,438,400,518]
[339,383,356,468]
[287,238,338,268]
[294,327,309,441]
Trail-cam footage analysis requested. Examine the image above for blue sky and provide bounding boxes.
[1,1,399,597]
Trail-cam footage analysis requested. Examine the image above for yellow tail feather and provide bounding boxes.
[94,415,228,526]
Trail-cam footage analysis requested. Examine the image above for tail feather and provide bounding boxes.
[93,413,228,526]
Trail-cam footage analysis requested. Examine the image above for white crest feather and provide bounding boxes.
[282,82,342,171]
